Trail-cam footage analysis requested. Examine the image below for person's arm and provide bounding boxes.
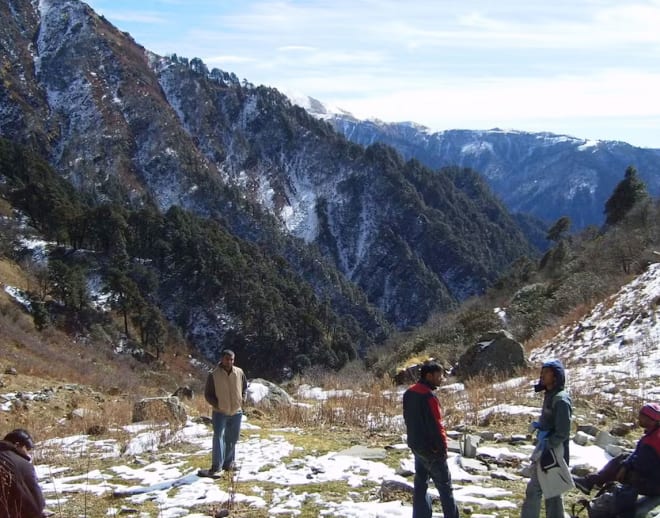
[425,394,448,455]
[16,459,46,517]
[628,442,660,492]
[28,467,46,516]
[204,372,218,407]
[547,398,571,448]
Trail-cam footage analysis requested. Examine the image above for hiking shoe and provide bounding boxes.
[197,468,220,478]
[573,476,593,495]
[221,462,236,471]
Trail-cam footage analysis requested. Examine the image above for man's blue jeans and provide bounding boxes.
[211,411,242,471]
[413,452,459,518]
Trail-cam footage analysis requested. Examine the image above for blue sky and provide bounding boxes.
[84,0,660,148]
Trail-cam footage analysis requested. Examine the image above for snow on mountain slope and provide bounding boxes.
[531,262,660,401]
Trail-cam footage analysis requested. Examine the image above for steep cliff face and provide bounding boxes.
[323,115,660,230]
[154,67,533,326]
[0,0,51,151]
[0,0,533,338]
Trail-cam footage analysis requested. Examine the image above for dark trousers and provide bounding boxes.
[589,453,628,486]
[587,454,641,518]
[412,452,459,518]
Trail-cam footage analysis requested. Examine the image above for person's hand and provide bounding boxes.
[536,429,549,443]
[528,421,540,433]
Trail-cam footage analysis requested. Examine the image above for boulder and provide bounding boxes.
[246,378,293,407]
[394,359,452,386]
[171,386,194,400]
[595,430,616,449]
[454,330,527,380]
[610,422,635,436]
[460,457,489,473]
[394,364,423,386]
[491,470,521,481]
[576,424,600,437]
[573,431,592,446]
[396,457,415,477]
[605,444,626,457]
[463,434,481,458]
[379,479,414,501]
[132,396,187,424]
[447,438,462,454]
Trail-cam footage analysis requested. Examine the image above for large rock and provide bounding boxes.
[246,378,293,407]
[463,434,481,458]
[394,363,424,386]
[171,386,194,400]
[454,330,527,380]
[132,396,187,424]
[394,359,450,386]
[379,479,414,501]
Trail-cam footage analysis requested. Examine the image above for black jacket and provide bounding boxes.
[0,440,45,518]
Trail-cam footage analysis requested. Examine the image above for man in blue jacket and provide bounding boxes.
[521,359,573,518]
[403,362,459,518]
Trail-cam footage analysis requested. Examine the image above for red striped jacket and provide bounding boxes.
[402,381,448,456]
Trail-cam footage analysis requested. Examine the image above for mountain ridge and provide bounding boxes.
[299,96,660,230]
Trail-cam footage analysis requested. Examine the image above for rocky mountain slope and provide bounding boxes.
[306,102,660,230]
[0,0,533,351]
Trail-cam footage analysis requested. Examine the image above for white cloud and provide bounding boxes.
[85,0,660,147]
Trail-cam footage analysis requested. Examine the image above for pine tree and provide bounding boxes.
[604,166,648,226]
[546,216,571,242]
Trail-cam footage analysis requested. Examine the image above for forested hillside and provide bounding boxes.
[368,165,660,377]
[0,138,388,379]
[1,0,536,370]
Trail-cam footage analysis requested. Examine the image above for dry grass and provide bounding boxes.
[524,301,597,352]
[0,258,29,291]
[2,348,648,518]
[0,304,206,445]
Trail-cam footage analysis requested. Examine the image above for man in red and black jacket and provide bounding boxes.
[403,362,459,518]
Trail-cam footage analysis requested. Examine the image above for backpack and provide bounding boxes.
[570,482,638,518]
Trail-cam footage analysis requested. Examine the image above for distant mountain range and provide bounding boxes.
[1,0,535,370]
[297,96,660,230]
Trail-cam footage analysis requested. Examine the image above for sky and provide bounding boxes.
[80,1,660,148]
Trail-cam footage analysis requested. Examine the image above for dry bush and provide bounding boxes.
[286,361,395,394]
[188,393,211,418]
[269,395,401,431]
[266,361,407,432]
[523,301,596,352]
[263,379,403,433]
[442,370,537,429]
